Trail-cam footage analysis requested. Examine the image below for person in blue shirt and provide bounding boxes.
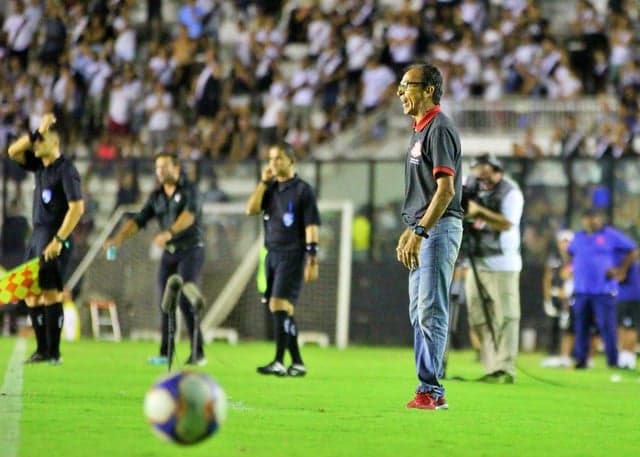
[567,208,639,368]
[178,0,205,40]
[615,252,640,369]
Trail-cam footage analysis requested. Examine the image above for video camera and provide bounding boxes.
[461,175,481,213]
[462,154,503,213]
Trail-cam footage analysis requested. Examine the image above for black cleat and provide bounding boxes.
[25,352,49,364]
[287,364,307,377]
[48,357,63,366]
[479,370,514,384]
[257,361,287,376]
[185,355,207,366]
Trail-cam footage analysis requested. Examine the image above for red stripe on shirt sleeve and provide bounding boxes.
[433,166,455,176]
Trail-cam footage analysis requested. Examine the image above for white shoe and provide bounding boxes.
[558,356,573,368]
[540,356,561,368]
[617,351,637,370]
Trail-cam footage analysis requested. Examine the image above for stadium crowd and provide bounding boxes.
[1,0,640,369]
[0,0,638,171]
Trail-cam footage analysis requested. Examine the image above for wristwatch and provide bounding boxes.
[413,225,429,239]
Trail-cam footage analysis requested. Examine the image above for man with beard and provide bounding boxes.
[105,152,206,366]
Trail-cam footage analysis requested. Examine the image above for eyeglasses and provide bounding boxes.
[397,81,425,91]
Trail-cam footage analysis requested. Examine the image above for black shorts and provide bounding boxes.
[617,300,640,329]
[26,227,73,291]
[264,249,305,305]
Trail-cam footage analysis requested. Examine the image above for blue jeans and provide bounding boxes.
[408,217,462,398]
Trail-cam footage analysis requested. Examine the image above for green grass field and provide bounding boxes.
[1,337,639,457]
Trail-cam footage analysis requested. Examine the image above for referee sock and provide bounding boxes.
[45,303,64,359]
[287,316,304,365]
[273,311,288,364]
[29,306,47,355]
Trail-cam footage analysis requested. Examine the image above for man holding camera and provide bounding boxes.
[464,154,523,384]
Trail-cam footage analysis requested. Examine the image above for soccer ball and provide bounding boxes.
[143,370,227,445]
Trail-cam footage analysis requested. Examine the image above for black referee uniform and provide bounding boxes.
[261,175,321,306]
[132,174,206,363]
[260,174,321,373]
[22,149,83,361]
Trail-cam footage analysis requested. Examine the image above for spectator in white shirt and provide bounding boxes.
[459,0,487,36]
[289,56,319,129]
[307,9,332,58]
[107,76,132,138]
[345,25,374,92]
[608,14,634,85]
[481,57,504,101]
[27,84,51,132]
[285,118,311,159]
[144,80,174,151]
[360,57,396,113]
[385,12,419,76]
[259,69,289,150]
[52,65,78,142]
[3,0,38,69]
[113,13,137,64]
[253,15,285,62]
[233,19,252,67]
[122,65,144,134]
[546,53,583,100]
[451,30,482,90]
[317,37,346,114]
[148,43,174,88]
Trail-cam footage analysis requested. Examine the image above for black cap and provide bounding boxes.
[470,153,503,171]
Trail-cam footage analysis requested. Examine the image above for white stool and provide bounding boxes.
[89,299,122,341]
[298,331,329,348]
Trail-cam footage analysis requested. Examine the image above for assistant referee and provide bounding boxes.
[8,113,85,364]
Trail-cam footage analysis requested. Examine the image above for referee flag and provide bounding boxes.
[0,258,41,306]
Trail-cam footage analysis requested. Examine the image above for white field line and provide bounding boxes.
[0,338,26,457]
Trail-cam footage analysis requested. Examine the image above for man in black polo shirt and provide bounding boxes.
[246,143,321,377]
[105,153,206,366]
[396,64,463,410]
[8,113,85,364]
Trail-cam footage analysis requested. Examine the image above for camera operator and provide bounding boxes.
[463,154,524,384]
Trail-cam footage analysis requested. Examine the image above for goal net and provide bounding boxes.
[67,200,354,348]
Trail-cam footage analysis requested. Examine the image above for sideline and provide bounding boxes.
[0,338,26,457]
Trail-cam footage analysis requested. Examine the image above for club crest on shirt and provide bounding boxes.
[410,141,422,158]
[174,193,181,203]
[41,189,52,204]
[283,212,294,227]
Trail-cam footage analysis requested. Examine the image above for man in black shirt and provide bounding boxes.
[246,143,321,377]
[396,64,463,409]
[8,113,85,364]
[105,153,206,366]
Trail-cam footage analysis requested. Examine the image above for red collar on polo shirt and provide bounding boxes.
[413,105,441,132]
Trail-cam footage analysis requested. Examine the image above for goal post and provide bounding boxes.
[67,200,354,348]
[199,200,354,349]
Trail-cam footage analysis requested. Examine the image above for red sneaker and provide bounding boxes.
[406,392,448,410]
